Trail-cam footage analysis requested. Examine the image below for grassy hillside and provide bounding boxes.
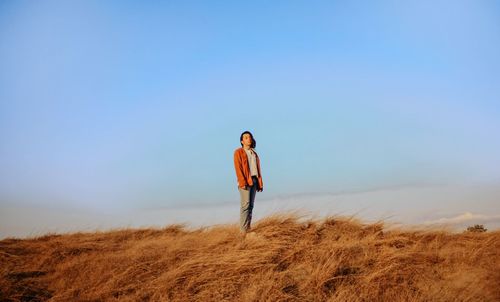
[1,213,499,301]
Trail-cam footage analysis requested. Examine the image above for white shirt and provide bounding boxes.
[244,148,259,177]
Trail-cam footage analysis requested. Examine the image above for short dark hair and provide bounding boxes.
[240,131,256,148]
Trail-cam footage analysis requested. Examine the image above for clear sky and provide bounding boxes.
[1,1,500,217]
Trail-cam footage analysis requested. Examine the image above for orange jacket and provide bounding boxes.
[234,147,263,191]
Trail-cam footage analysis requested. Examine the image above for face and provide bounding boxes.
[241,133,252,147]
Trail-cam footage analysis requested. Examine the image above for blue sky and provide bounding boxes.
[1,0,500,215]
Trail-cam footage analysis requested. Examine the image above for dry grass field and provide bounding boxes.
[1,212,499,301]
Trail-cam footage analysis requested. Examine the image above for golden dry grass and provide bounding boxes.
[1,212,499,301]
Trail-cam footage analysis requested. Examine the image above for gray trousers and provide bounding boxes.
[239,175,258,232]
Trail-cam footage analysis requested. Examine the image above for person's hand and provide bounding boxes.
[240,185,248,190]
[257,188,263,192]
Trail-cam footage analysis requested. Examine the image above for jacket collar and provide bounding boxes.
[240,147,258,156]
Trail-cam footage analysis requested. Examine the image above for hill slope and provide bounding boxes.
[1,213,499,301]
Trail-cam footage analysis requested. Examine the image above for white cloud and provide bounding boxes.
[3,184,500,239]
[423,212,500,226]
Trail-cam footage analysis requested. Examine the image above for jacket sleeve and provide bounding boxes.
[256,154,263,191]
[234,150,247,188]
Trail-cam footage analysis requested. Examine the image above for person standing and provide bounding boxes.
[234,131,263,236]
